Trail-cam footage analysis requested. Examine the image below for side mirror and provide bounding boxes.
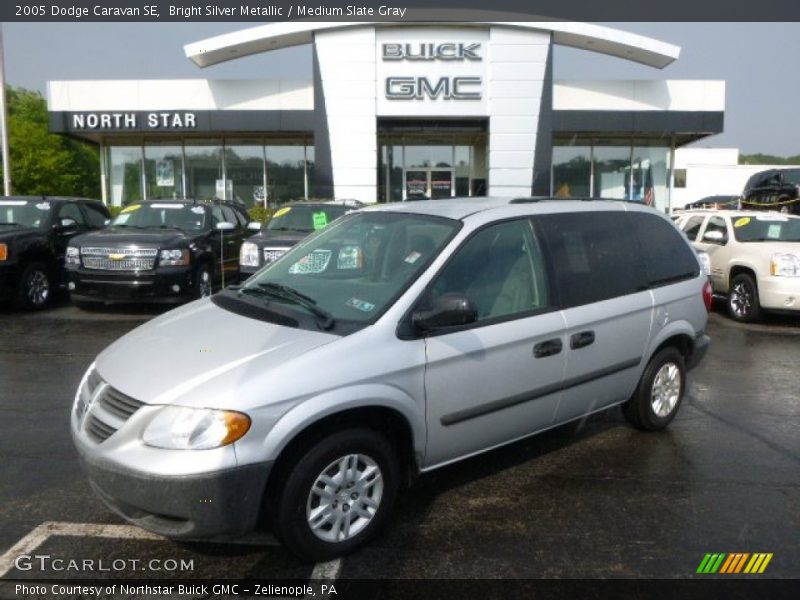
[412,293,478,332]
[55,217,78,235]
[216,221,235,231]
[247,221,262,231]
[703,230,726,243]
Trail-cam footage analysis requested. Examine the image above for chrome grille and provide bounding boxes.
[78,371,146,444]
[263,247,288,263]
[81,247,158,271]
[85,415,117,444]
[97,386,145,421]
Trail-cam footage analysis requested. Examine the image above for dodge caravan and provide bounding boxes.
[71,198,711,561]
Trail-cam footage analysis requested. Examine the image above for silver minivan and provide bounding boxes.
[71,198,711,561]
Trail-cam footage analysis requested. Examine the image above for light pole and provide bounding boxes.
[0,25,11,196]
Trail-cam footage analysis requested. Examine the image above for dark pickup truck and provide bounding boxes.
[0,196,110,309]
[65,199,250,307]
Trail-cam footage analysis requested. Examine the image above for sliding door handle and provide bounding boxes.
[570,330,595,349]
[533,339,563,358]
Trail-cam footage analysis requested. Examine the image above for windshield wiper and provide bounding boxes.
[237,282,335,330]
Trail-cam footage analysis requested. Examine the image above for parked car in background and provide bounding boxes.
[72,198,709,561]
[675,209,800,321]
[0,196,110,309]
[239,200,361,277]
[65,199,249,307]
[684,195,739,210]
[740,168,800,215]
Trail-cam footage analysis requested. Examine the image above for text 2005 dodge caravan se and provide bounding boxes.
[72,198,711,561]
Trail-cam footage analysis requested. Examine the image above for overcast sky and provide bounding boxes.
[3,21,799,155]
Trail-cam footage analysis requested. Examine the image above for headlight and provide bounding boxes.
[770,253,800,277]
[65,246,80,265]
[159,249,190,267]
[697,251,711,276]
[240,242,260,267]
[142,406,251,450]
[0,243,7,261]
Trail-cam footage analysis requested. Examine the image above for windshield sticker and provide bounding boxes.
[273,207,291,218]
[312,211,328,230]
[150,203,184,209]
[756,214,789,222]
[120,204,141,214]
[767,224,782,239]
[114,214,131,224]
[288,249,332,274]
[404,251,422,264]
[346,297,376,313]
[0,200,27,206]
[190,206,205,215]
[734,217,751,228]
[35,202,51,210]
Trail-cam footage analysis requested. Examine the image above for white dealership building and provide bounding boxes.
[46,21,725,211]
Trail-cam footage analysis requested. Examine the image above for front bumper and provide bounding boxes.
[757,275,800,312]
[67,265,194,304]
[239,265,260,278]
[74,441,272,539]
[686,333,710,371]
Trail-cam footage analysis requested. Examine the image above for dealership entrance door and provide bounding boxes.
[404,169,454,200]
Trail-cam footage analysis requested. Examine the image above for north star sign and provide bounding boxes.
[71,112,198,130]
[383,42,483,101]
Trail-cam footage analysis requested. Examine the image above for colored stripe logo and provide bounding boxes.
[696,553,773,574]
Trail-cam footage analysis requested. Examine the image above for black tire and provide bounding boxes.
[194,263,213,299]
[728,272,762,322]
[273,428,399,562]
[16,262,52,310]
[623,347,686,431]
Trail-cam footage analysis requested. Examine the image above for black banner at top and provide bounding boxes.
[3,0,800,22]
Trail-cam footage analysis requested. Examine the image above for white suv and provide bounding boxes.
[676,210,800,321]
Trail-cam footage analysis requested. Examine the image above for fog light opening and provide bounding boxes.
[68,282,76,291]
[172,284,181,293]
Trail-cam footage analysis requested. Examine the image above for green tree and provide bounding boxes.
[0,86,100,197]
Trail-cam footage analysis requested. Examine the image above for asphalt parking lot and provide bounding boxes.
[0,298,798,592]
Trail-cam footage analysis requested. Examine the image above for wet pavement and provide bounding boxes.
[0,300,798,587]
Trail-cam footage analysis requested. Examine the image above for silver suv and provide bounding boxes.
[71,198,711,561]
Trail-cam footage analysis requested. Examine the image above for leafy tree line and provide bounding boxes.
[0,86,100,197]
[740,153,800,165]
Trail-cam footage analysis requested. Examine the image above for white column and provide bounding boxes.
[314,27,377,203]
[488,27,551,197]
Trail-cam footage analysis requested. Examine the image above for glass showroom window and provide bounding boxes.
[305,146,315,199]
[552,144,591,198]
[144,143,183,200]
[225,142,266,207]
[593,145,632,200]
[107,146,143,206]
[266,145,307,205]
[184,142,223,200]
[632,145,671,212]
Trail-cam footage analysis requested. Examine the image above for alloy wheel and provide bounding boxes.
[650,362,681,418]
[26,269,50,307]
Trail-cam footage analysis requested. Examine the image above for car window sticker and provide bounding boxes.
[274,207,291,218]
[312,211,328,230]
[734,217,750,228]
[120,204,141,214]
[35,202,51,210]
[150,203,184,209]
[0,200,27,206]
[191,206,205,215]
[346,297,376,312]
[767,224,782,239]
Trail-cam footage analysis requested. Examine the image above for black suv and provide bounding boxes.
[741,168,800,215]
[0,196,110,309]
[66,199,250,307]
[239,200,361,277]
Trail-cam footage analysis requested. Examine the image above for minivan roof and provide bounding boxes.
[363,197,649,221]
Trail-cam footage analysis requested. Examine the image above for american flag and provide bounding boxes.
[643,166,654,206]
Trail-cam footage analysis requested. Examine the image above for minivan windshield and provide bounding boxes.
[111,203,208,232]
[0,199,51,229]
[232,211,460,328]
[732,214,800,242]
[267,204,349,233]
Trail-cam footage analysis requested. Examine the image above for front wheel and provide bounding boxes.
[728,273,761,322]
[17,262,52,310]
[273,428,399,562]
[623,347,686,431]
[194,263,213,299]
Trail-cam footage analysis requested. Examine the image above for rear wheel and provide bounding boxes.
[728,273,761,322]
[273,428,398,562]
[623,347,685,431]
[17,262,51,310]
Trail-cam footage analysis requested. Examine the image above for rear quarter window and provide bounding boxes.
[629,212,700,286]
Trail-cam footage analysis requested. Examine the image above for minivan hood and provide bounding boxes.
[95,300,337,407]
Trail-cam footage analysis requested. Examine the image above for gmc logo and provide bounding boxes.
[385,76,482,100]
[382,43,482,61]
